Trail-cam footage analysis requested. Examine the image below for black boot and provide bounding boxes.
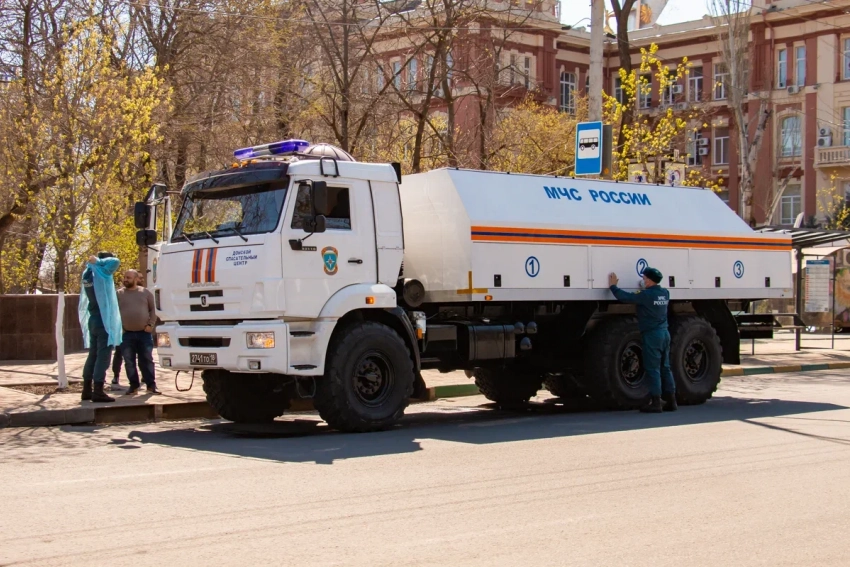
[81,380,92,401]
[91,382,115,403]
[640,396,663,413]
[662,392,678,412]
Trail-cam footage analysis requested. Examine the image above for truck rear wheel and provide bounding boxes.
[314,321,414,432]
[582,316,649,409]
[474,367,543,406]
[202,370,292,423]
[669,316,722,405]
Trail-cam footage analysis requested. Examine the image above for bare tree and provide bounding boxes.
[709,0,771,225]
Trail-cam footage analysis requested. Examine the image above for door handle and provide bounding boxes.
[348,258,363,264]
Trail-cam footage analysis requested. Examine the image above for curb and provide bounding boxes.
[1,362,848,429]
[720,361,850,377]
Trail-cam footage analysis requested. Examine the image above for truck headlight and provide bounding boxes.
[156,333,171,348]
[247,332,275,349]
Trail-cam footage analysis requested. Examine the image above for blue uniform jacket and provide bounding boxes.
[609,284,670,333]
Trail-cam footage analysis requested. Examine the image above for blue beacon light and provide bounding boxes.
[233,139,310,160]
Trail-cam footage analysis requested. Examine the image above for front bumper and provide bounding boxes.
[156,321,289,373]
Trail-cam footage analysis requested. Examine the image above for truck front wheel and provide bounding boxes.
[473,367,543,406]
[669,316,722,405]
[202,370,292,423]
[315,321,415,432]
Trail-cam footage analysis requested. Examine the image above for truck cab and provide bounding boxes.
[138,142,415,430]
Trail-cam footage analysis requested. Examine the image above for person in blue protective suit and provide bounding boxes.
[608,267,677,413]
[78,252,123,403]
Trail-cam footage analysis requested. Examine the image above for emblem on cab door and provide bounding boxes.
[152,256,158,284]
[321,247,339,276]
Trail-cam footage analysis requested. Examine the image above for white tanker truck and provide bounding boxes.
[135,140,792,431]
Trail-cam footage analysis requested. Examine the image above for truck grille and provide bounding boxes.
[178,337,232,348]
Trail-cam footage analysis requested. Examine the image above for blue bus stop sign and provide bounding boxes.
[575,121,603,176]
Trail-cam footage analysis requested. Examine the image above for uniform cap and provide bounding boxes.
[641,267,663,283]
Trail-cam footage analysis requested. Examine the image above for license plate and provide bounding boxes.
[190,353,217,366]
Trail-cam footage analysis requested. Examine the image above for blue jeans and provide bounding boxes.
[122,331,156,388]
[642,329,676,397]
[83,326,112,384]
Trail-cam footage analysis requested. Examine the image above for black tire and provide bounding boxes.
[314,321,414,432]
[202,370,292,423]
[669,316,722,405]
[582,316,649,409]
[543,372,586,399]
[473,367,543,406]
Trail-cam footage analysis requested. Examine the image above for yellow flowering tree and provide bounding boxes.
[489,97,584,177]
[604,44,717,190]
[0,18,168,292]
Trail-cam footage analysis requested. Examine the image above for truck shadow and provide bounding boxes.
[120,395,848,465]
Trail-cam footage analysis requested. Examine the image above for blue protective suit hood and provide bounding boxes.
[78,257,122,347]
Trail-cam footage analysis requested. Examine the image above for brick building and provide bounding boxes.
[375,0,850,226]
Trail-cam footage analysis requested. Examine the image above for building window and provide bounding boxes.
[376,64,385,90]
[844,107,850,146]
[688,67,703,102]
[687,132,703,166]
[777,48,787,89]
[614,77,623,104]
[780,115,802,157]
[844,39,850,80]
[639,75,651,108]
[510,53,517,85]
[407,58,417,92]
[795,45,806,86]
[714,128,730,165]
[662,72,677,106]
[585,74,590,93]
[780,184,802,226]
[714,64,728,100]
[392,61,401,89]
[524,56,531,89]
[560,72,577,113]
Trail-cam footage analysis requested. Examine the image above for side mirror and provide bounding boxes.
[307,215,327,234]
[135,229,158,246]
[312,181,330,216]
[134,202,150,229]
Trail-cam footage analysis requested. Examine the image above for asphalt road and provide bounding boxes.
[2,371,850,567]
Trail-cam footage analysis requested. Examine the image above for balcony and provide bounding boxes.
[815,146,850,168]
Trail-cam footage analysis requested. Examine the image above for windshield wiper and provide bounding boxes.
[203,231,220,244]
[174,233,195,246]
[223,226,248,242]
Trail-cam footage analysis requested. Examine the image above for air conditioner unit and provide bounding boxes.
[698,138,710,147]
[818,135,833,147]
[675,102,689,110]
[698,147,710,156]
[787,85,801,94]
[671,85,684,95]
[819,127,832,137]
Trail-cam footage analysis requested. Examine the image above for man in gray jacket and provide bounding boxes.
[117,269,160,395]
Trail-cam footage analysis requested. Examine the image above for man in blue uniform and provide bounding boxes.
[608,267,677,413]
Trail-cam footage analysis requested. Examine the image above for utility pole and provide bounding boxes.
[589,0,605,121]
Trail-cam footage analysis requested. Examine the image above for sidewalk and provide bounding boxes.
[2,333,849,428]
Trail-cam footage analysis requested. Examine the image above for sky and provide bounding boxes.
[562,0,705,29]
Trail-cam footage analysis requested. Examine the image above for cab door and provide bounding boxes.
[281,179,376,318]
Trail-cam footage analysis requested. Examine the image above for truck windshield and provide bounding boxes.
[172,179,288,241]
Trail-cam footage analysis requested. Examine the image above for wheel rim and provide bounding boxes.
[620,341,644,388]
[353,351,395,407]
[684,340,709,382]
